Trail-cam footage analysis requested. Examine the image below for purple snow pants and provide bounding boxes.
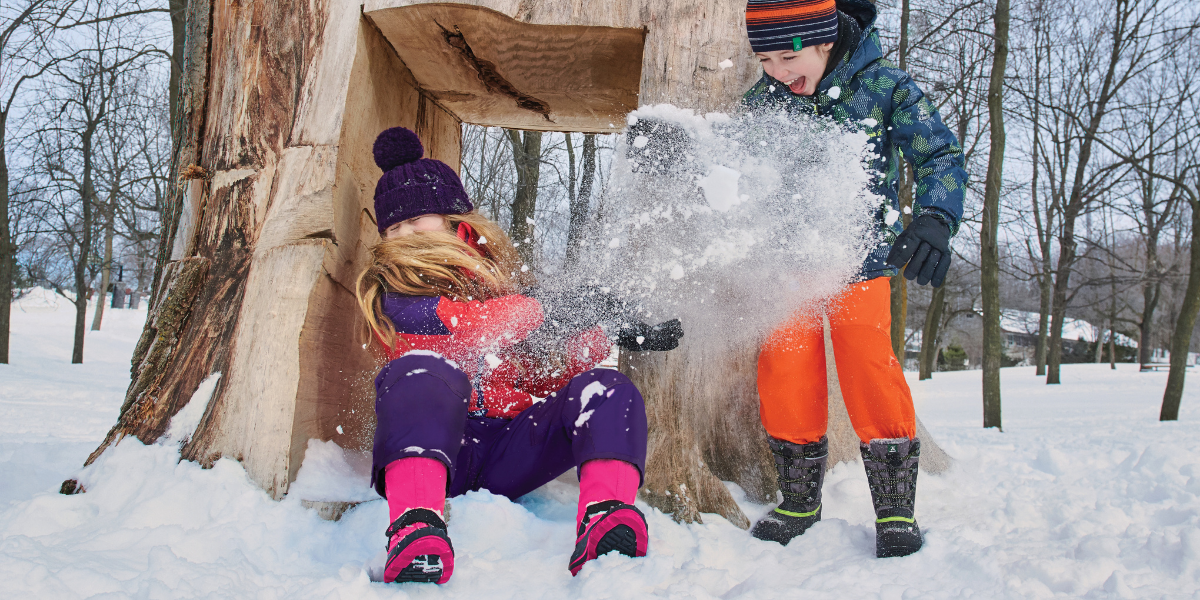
[371,353,648,499]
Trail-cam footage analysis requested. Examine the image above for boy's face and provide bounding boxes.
[755,43,834,96]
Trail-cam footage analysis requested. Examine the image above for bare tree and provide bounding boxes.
[27,1,165,361]
[980,0,1011,428]
[1,0,76,363]
[1036,0,1192,384]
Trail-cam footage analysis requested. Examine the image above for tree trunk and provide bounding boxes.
[889,0,911,361]
[1035,267,1051,375]
[1138,247,1162,367]
[72,127,98,364]
[919,283,946,380]
[169,0,188,130]
[889,166,912,362]
[91,200,116,331]
[1029,4,1050,378]
[507,130,542,267]
[1162,199,1200,421]
[0,114,11,364]
[980,0,1009,429]
[565,133,596,266]
[1108,327,1116,369]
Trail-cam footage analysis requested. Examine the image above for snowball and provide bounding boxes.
[861,118,878,127]
[484,354,502,369]
[885,209,900,226]
[696,165,743,212]
[828,86,841,99]
[632,135,650,149]
[718,59,734,70]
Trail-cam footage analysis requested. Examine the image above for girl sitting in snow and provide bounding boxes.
[355,127,683,584]
[739,0,967,557]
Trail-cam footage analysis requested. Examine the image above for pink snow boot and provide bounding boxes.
[569,459,647,576]
[382,458,454,584]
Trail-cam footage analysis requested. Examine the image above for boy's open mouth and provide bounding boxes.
[785,76,806,94]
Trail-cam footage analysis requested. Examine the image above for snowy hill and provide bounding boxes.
[1,292,1198,598]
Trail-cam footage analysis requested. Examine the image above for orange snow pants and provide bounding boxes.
[758,278,916,445]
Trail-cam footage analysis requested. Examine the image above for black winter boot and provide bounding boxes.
[861,438,923,558]
[750,436,828,545]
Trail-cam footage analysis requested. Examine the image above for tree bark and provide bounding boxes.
[91,194,116,331]
[1029,23,1051,378]
[890,166,912,362]
[169,0,188,130]
[1162,198,1200,420]
[72,125,97,364]
[919,283,946,380]
[507,129,542,267]
[565,133,596,266]
[889,0,912,361]
[1035,263,1052,375]
[980,0,1009,429]
[0,114,11,364]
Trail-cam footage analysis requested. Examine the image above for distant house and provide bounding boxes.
[998,310,1138,364]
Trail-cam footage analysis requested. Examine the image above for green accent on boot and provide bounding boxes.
[775,504,821,519]
[876,516,916,524]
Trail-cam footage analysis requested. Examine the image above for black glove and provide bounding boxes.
[885,214,952,287]
[617,319,684,352]
[626,117,694,175]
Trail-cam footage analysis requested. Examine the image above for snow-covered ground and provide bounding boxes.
[1,293,1198,599]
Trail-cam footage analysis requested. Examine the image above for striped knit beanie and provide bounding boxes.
[746,0,839,53]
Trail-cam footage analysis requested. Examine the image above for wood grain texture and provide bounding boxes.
[367,4,644,132]
[365,0,764,116]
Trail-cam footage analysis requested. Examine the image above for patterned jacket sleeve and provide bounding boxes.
[885,67,967,235]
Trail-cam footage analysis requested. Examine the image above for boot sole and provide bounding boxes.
[385,531,454,584]
[876,525,923,558]
[569,506,648,575]
[393,555,443,583]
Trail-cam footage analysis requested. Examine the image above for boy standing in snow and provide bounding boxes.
[741,0,966,557]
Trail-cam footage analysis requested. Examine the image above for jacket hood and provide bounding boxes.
[837,0,876,31]
[819,0,882,93]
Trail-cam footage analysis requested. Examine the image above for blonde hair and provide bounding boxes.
[355,211,531,352]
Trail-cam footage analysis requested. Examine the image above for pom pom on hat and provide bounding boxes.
[373,127,424,171]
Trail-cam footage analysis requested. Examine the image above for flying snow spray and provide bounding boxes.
[561,104,880,349]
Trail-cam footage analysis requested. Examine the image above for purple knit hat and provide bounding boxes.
[373,127,473,233]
